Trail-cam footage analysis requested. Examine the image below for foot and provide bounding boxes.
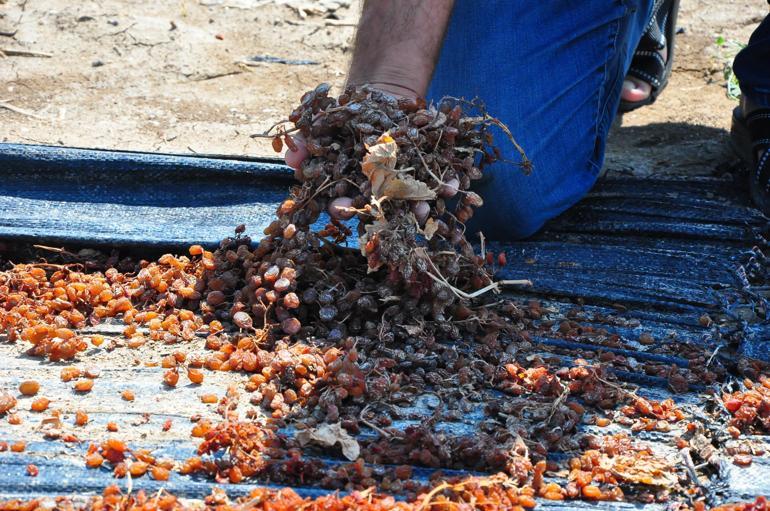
[621,46,668,104]
[744,97,768,161]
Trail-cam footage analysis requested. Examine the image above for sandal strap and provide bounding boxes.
[640,0,669,50]
[754,149,770,192]
[626,0,675,92]
[749,109,770,191]
[747,111,770,151]
[627,53,666,90]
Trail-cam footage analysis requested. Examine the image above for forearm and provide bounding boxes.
[347,0,455,98]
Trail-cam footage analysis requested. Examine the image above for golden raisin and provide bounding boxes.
[582,485,602,499]
[187,368,204,385]
[150,465,170,481]
[30,397,50,412]
[75,410,89,426]
[85,453,104,468]
[128,461,149,477]
[163,369,179,387]
[18,380,40,396]
[60,366,81,382]
[74,379,94,392]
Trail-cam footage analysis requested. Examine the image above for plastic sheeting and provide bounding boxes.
[2,142,770,506]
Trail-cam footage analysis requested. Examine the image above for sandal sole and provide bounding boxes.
[731,106,754,164]
[731,106,770,216]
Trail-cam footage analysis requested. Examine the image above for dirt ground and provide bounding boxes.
[0,0,768,176]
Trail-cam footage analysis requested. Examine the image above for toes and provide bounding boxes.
[621,77,652,103]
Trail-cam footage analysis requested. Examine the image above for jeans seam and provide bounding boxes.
[589,4,625,173]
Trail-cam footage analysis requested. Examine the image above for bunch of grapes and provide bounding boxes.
[264,84,527,329]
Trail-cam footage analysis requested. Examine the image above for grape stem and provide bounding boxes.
[359,404,391,438]
[410,138,445,190]
[249,120,297,138]
[416,248,531,300]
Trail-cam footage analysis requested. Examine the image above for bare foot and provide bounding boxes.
[621,45,668,103]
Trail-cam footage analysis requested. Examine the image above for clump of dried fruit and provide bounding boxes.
[722,376,770,434]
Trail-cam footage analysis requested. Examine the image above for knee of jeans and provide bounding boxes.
[466,195,551,241]
[466,157,599,241]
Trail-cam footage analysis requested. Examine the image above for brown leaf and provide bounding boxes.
[422,217,439,240]
[599,454,678,487]
[362,132,398,198]
[362,133,436,200]
[381,175,436,201]
[296,422,360,461]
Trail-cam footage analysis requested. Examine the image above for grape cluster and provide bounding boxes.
[269,84,522,326]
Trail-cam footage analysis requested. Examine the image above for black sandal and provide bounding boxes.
[618,0,680,113]
[732,99,770,215]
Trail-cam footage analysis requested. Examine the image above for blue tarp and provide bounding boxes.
[1,142,769,506]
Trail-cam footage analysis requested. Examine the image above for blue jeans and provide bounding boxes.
[428,0,657,240]
[734,13,770,108]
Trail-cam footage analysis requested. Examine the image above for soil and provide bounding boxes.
[1,0,767,176]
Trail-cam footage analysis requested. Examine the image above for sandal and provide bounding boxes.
[732,98,770,215]
[618,0,680,113]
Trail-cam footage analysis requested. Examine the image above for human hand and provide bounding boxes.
[283,85,417,221]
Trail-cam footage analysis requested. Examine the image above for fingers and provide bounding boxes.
[284,136,309,173]
[283,138,353,221]
[328,197,356,221]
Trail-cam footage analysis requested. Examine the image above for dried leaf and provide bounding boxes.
[423,218,439,240]
[401,324,423,336]
[296,422,360,461]
[381,175,436,201]
[599,454,678,487]
[362,133,436,200]
[362,133,398,198]
[359,218,388,272]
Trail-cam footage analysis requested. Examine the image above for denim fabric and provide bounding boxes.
[427,0,656,240]
[734,13,770,108]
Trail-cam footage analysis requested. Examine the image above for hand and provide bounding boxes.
[283,136,309,179]
[283,85,416,221]
[283,135,356,221]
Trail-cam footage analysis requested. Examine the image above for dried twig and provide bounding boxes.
[546,385,570,424]
[0,100,45,119]
[0,47,52,57]
[680,448,706,490]
[32,245,81,259]
[359,404,391,438]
